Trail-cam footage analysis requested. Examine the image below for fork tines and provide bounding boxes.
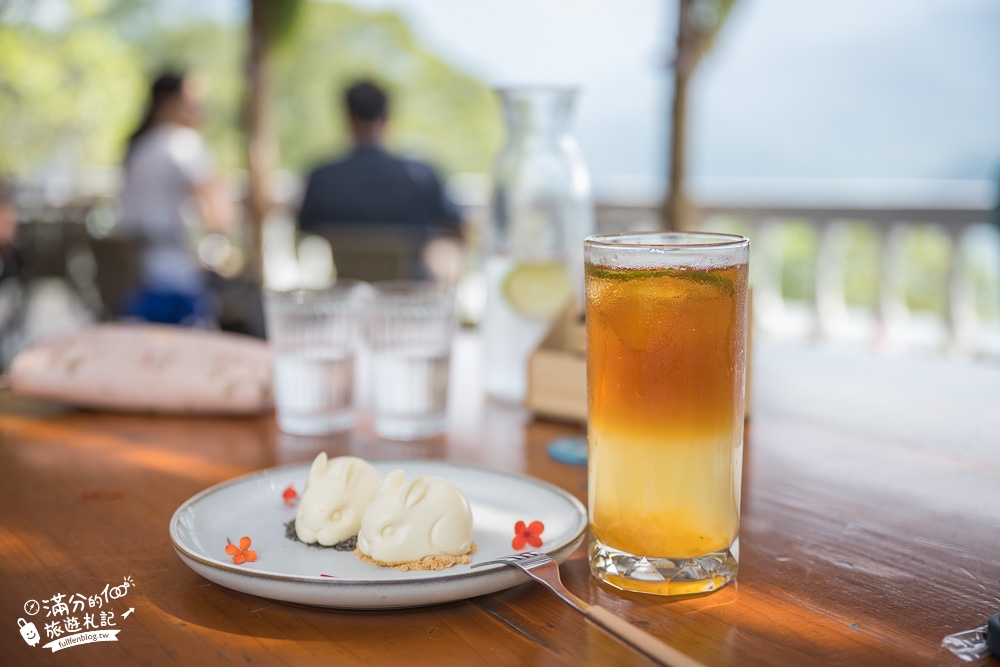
[470,551,549,569]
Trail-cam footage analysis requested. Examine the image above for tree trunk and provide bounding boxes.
[662,0,698,232]
[244,0,274,285]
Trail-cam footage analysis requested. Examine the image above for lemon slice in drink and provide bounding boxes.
[502,261,572,319]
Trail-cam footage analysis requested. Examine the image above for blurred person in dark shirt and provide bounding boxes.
[298,80,463,246]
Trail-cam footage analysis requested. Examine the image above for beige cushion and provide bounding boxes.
[9,324,272,415]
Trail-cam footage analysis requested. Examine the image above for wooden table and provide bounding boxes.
[1,339,999,666]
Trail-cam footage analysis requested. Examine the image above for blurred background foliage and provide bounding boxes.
[901,224,950,313]
[777,222,818,304]
[0,0,502,178]
[840,223,880,309]
[0,3,145,172]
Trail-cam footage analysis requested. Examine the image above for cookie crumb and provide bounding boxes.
[354,543,478,571]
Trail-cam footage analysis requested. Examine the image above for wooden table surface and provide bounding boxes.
[1,338,999,666]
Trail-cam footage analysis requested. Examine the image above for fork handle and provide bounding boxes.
[585,605,708,667]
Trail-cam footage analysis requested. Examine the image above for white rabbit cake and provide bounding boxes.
[356,469,475,571]
[295,453,381,547]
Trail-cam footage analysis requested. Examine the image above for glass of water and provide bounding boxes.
[366,281,456,440]
[263,281,367,435]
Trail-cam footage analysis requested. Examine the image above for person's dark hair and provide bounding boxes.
[125,71,186,162]
[344,81,388,121]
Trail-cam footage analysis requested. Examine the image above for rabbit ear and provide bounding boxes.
[404,478,427,509]
[309,452,328,482]
[340,459,358,488]
[381,469,406,494]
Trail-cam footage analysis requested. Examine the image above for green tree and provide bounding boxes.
[0,8,144,173]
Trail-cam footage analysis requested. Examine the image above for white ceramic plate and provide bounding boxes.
[170,459,587,609]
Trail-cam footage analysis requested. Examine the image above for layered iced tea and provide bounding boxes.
[585,232,749,596]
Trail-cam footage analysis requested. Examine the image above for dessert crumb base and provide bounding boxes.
[355,542,478,571]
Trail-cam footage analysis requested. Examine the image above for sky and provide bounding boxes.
[345,0,1000,200]
[692,0,1000,183]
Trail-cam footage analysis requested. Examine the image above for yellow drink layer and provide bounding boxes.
[586,262,748,559]
[589,430,742,557]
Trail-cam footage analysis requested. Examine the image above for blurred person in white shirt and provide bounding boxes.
[117,71,233,324]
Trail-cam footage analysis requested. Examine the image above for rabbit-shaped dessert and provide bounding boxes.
[295,453,381,546]
[357,469,473,564]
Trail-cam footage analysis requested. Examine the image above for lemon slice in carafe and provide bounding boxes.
[502,261,572,319]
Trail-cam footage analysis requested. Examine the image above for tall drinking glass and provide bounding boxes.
[585,232,749,596]
[366,281,456,441]
[264,282,366,435]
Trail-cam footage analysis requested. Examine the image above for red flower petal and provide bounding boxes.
[232,553,246,564]
[514,520,527,535]
[243,550,257,563]
[512,535,527,550]
[239,536,252,551]
[526,534,544,548]
[527,521,545,537]
[225,544,240,556]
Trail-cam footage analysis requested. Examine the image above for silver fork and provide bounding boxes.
[472,552,707,667]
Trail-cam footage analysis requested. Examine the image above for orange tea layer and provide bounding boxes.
[585,262,748,440]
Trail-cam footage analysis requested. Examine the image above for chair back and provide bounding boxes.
[17,217,90,281]
[309,223,427,282]
[87,236,143,318]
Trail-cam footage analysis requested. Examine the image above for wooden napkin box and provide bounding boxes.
[526,305,588,424]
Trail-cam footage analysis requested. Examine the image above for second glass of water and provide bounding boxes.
[366,281,456,441]
[264,281,367,435]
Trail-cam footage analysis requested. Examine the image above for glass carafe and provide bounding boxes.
[483,87,594,403]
